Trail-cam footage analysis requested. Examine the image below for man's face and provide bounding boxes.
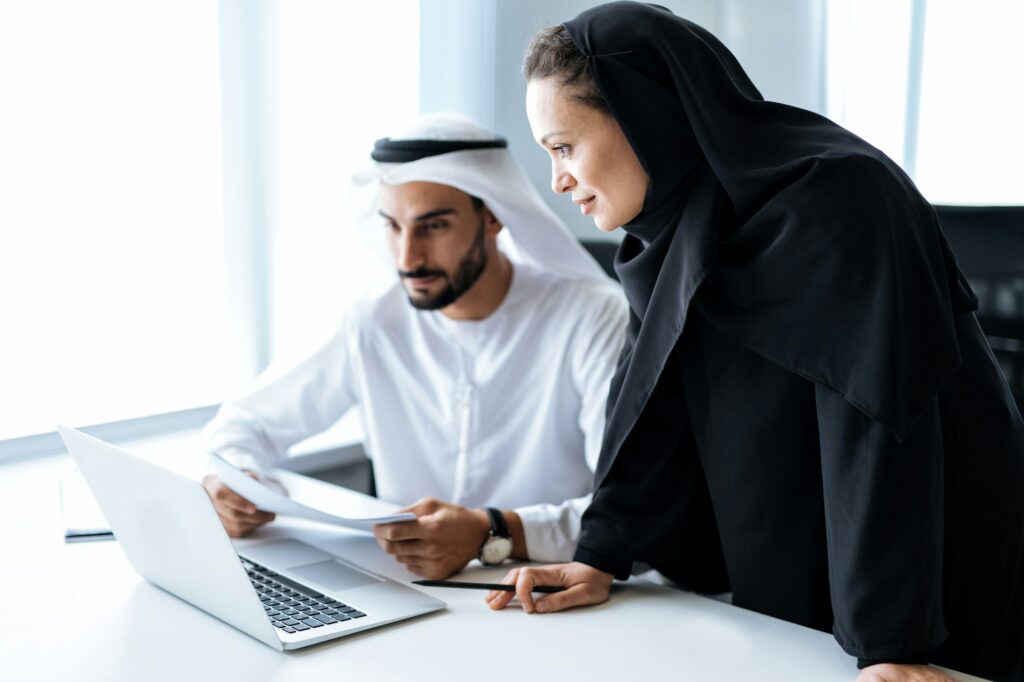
[378,181,489,311]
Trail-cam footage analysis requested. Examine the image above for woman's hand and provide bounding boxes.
[485,562,614,613]
[857,663,955,682]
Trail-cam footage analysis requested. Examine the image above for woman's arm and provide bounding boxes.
[816,384,947,666]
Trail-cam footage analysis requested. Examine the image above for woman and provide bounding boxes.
[486,3,1024,681]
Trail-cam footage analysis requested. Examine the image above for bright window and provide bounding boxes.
[0,1,227,440]
[825,0,913,168]
[914,1,1024,204]
[271,0,419,360]
[0,1,422,445]
[826,0,1024,205]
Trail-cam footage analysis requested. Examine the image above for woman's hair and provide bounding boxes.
[522,25,609,114]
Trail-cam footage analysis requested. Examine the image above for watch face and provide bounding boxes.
[480,536,513,565]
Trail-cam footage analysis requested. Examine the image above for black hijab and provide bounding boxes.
[563,2,977,485]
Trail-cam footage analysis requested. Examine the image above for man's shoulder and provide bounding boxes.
[336,281,418,342]
[516,265,625,318]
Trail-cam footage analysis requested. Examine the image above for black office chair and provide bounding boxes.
[935,205,1024,414]
[580,238,620,281]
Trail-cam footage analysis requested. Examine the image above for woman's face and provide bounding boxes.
[526,77,649,232]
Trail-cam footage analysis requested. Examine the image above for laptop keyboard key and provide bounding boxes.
[244,558,364,627]
[272,574,324,599]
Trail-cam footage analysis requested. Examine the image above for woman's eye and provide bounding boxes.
[553,145,571,158]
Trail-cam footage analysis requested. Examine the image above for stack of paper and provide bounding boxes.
[59,471,114,542]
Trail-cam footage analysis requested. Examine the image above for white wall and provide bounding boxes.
[420,0,826,240]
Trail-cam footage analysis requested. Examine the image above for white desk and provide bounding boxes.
[0,447,986,682]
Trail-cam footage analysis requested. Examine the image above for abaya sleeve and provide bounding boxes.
[815,384,948,664]
[574,321,730,593]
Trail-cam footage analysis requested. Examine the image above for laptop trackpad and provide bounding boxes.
[289,559,382,592]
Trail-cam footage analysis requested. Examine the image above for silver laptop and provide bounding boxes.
[57,424,445,650]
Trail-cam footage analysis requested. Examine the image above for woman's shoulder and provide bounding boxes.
[779,150,927,228]
[805,150,910,196]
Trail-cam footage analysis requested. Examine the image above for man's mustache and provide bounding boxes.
[399,268,446,280]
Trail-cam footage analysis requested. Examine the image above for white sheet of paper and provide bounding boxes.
[211,453,415,531]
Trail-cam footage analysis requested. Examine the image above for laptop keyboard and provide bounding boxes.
[241,558,366,635]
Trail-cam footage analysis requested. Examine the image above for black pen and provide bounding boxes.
[412,579,566,593]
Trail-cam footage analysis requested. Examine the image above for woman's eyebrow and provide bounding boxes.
[539,131,567,145]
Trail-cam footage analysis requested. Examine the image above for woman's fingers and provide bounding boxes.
[486,563,614,613]
[514,567,540,613]
[532,581,600,613]
[486,568,520,609]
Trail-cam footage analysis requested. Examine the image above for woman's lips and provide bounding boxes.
[579,196,596,215]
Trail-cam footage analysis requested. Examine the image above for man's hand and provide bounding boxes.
[372,498,491,579]
[485,562,613,614]
[202,473,276,538]
[857,664,955,682]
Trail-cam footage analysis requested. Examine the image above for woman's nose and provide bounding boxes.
[552,167,575,194]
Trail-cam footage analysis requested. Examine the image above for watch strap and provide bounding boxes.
[485,507,510,539]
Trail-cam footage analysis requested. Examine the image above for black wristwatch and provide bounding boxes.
[478,507,513,566]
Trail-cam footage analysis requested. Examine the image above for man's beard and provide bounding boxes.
[399,217,488,311]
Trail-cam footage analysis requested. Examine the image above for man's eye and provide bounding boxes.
[423,221,447,230]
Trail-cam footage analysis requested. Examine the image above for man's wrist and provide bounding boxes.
[503,510,528,561]
[471,508,491,553]
[473,508,523,565]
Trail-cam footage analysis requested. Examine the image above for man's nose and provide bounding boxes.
[396,231,424,271]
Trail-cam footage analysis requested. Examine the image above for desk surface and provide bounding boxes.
[0,445,986,682]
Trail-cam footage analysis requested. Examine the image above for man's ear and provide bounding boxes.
[483,207,503,236]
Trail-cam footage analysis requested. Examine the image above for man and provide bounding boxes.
[202,114,627,580]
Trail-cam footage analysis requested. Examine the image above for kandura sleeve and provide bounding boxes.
[203,314,361,472]
[515,286,627,562]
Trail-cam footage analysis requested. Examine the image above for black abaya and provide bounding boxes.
[559,3,1024,679]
